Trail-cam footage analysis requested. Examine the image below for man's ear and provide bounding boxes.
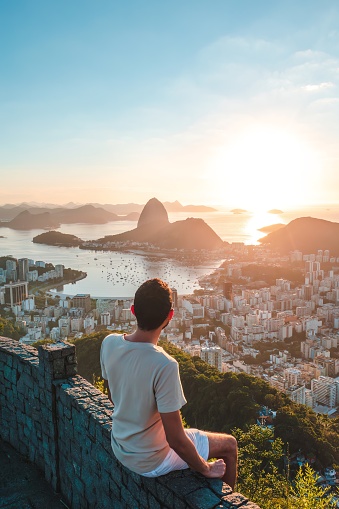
[168,309,174,320]
[131,304,135,316]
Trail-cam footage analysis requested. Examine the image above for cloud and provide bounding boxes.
[302,82,335,92]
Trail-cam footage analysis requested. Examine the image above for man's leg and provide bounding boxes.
[206,432,238,489]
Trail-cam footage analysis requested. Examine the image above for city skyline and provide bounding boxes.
[2,1,339,210]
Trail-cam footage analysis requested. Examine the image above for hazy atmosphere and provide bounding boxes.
[2,1,339,210]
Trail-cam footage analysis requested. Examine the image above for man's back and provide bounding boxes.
[100,333,186,474]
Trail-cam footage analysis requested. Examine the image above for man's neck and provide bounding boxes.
[125,328,160,345]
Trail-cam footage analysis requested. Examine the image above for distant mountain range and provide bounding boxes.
[0,200,216,228]
[259,217,339,255]
[0,205,125,229]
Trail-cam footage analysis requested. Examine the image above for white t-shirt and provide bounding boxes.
[100,334,187,474]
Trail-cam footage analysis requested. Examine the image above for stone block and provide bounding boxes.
[164,475,204,497]
[205,480,232,498]
[73,475,85,495]
[147,492,162,509]
[110,463,123,485]
[53,358,65,373]
[1,426,10,442]
[71,491,82,509]
[239,503,261,509]
[156,483,174,506]
[84,478,98,506]
[9,427,18,444]
[136,486,148,508]
[88,417,97,439]
[121,485,140,507]
[104,498,125,509]
[171,496,188,509]
[4,365,15,384]
[66,364,77,376]
[185,488,221,509]
[141,475,158,496]
[222,492,249,507]
[5,390,14,405]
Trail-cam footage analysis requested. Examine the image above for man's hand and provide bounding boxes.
[203,459,226,478]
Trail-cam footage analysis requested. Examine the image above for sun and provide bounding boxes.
[208,123,320,212]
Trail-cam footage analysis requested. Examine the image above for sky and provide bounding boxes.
[1,0,339,210]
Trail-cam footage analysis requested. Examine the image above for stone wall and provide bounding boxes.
[0,337,260,509]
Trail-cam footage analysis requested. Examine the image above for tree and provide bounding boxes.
[234,427,338,509]
[0,317,24,340]
[288,464,337,509]
[234,425,287,509]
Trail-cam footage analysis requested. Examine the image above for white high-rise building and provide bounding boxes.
[182,299,204,318]
[284,368,302,387]
[200,346,222,372]
[101,312,111,326]
[6,259,17,281]
[55,264,64,278]
[305,388,316,408]
[311,376,337,408]
[286,384,305,405]
[18,258,29,281]
[4,281,28,307]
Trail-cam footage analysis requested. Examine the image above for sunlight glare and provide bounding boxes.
[245,211,285,245]
[209,124,319,211]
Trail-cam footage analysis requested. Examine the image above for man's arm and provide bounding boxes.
[160,410,225,478]
[103,379,113,405]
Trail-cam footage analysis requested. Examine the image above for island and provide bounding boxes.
[268,209,284,214]
[230,209,248,214]
[33,231,83,247]
[258,223,285,233]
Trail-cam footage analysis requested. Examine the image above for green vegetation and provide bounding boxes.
[235,426,337,509]
[244,332,307,364]
[32,230,82,246]
[220,262,304,286]
[288,464,337,509]
[70,330,115,381]
[31,338,55,348]
[162,342,287,432]
[0,316,24,340]
[235,425,287,507]
[0,255,17,270]
[93,374,108,394]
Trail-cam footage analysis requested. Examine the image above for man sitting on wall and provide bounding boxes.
[100,278,238,487]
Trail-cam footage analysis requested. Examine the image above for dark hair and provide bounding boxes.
[133,278,172,331]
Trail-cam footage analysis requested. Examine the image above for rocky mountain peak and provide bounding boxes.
[137,198,169,228]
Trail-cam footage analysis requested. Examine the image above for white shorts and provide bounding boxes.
[142,428,209,477]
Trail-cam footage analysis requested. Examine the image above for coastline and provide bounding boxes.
[29,272,87,295]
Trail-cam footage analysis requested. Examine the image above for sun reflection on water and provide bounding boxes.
[244,211,286,245]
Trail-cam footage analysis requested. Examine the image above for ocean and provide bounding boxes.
[1,204,339,298]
